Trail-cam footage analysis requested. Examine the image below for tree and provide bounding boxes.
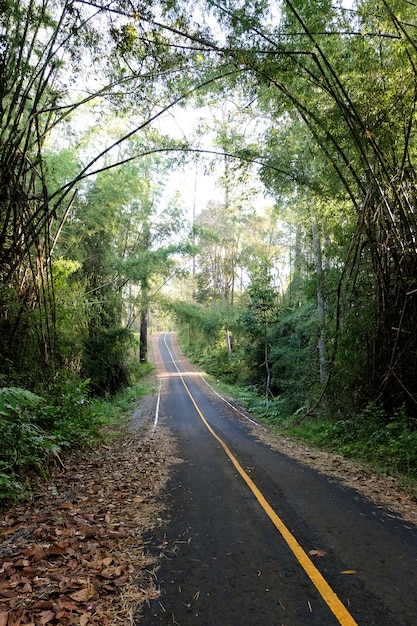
[0,0,228,384]
[241,262,277,402]
[4,0,417,420]
[191,0,417,418]
[55,141,189,391]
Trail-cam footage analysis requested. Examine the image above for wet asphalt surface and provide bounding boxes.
[138,333,417,626]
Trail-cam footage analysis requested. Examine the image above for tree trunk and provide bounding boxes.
[226,329,232,359]
[140,308,148,362]
[311,218,327,383]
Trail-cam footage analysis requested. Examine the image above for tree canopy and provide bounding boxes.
[2,0,417,495]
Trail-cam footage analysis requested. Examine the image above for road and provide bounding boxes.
[138,333,417,626]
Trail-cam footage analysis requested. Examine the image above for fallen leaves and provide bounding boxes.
[39,611,54,625]
[258,431,417,527]
[68,586,95,602]
[0,410,179,625]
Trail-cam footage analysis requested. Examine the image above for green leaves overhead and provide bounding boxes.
[2,0,417,420]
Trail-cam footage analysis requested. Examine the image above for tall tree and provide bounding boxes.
[193,0,417,416]
[0,0,227,382]
[57,144,188,391]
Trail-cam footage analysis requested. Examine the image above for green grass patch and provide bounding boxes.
[98,377,154,434]
[293,410,417,477]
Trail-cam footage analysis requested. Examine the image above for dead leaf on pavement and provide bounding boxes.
[308,548,327,557]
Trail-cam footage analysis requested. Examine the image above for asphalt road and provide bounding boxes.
[138,333,417,626]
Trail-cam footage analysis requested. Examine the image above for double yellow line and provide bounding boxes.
[162,334,358,626]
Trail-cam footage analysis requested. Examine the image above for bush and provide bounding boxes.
[0,380,104,501]
[285,403,417,479]
[0,388,60,499]
[39,374,104,449]
[82,328,135,395]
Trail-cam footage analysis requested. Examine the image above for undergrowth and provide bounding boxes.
[0,362,154,501]
[284,404,417,481]
[98,363,154,433]
[206,376,417,487]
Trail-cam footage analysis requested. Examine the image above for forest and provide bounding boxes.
[2,0,417,499]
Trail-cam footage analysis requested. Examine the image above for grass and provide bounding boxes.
[201,375,417,497]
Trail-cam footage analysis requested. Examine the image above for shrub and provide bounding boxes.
[0,388,60,499]
[39,375,104,449]
[82,328,135,395]
[0,380,104,500]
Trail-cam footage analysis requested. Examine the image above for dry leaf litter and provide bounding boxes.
[0,396,180,626]
[2,333,417,626]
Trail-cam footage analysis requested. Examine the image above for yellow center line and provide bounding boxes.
[162,334,358,626]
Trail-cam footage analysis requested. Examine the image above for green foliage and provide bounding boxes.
[128,355,154,385]
[285,403,417,479]
[325,292,375,412]
[43,148,82,197]
[173,299,244,381]
[39,375,104,449]
[98,374,154,428]
[0,379,105,501]
[52,259,85,366]
[82,328,136,396]
[234,388,283,425]
[0,352,157,501]
[268,302,319,413]
[4,0,417,498]
[0,387,61,500]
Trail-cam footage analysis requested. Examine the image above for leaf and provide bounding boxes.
[45,544,69,557]
[99,567,116,579]
[40,611,55,624]
[57,501,73,510]
[55,598,80,612]
[2,387,42,410]
[27,545,47,562]
[69,587,95,602]
[6,608,26,626]
[100,565,124,579]
[33,602,53,610]
[308,548,327,557]
[0,612,8,626]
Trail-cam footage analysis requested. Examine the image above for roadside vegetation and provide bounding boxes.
[2,0,417,501]
[189,372,417,497]
[0,360,153,501]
